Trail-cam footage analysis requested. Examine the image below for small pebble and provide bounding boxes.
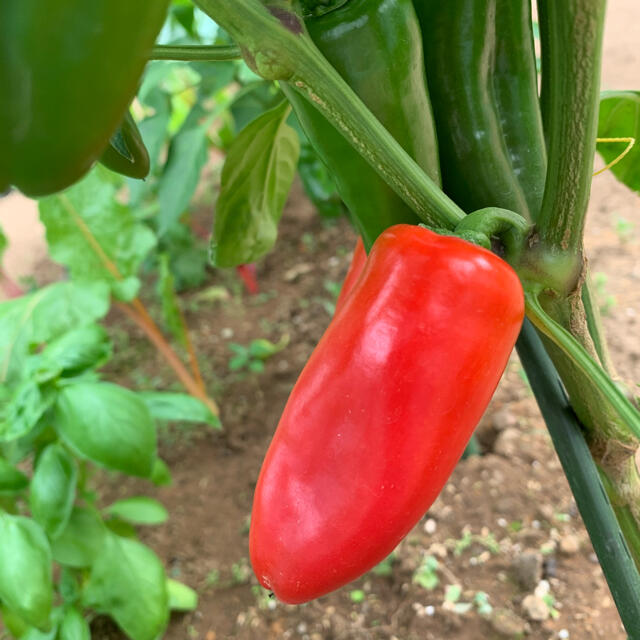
[559,534,581,555]
[424,518,437,535]
[522,594,549,621]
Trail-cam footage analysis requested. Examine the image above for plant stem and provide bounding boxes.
[517,320,640,639]
[150,44,242,61]
[175,304,206,394]
[525,290,640,441]
[193,0,465,230]
[117,302,217,416]
[60,195,218,414]
[537,0,606,259]
[581,270,615,374]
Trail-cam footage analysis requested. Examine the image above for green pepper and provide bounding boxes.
[283,0,441,250]
[99,111,150,180]
[415,0,546,219]
[0,0,169,197]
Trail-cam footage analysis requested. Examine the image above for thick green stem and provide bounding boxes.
[517,320,640,639]
[150,44,242,61]
[537,0,606,260]
[193,0,465,230]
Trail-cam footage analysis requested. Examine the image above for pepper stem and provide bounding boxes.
[454,207,530,263]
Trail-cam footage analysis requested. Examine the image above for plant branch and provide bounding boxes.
[537,0,607,256]
[525,289,640,441]
[516,320,640,638]
[175,304,206,394]
[193,0,465,230]
[151,44,242,61]
[60,195,217,414]
[116,301,217,416]
[581,270,615,374]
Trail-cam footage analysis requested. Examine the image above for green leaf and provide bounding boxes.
[597,91,640,193]
[167,579,198,612]
[248,336,289,360]
[0,379,55,442]
[157,253,187,348]
[229,81,283,133]
[30,444,77,538]
[297,140,345,218]
[0,514,53,629]
[58,567,80,604]
[83,535,169,640]
[40,324,112,377]
[53,382,157,477]
[139,391,221,428]
[51,507,107,568]
[0,456,29,492]
[150,458,173,487]
[1,604,31,638]
[58,607,90,640]
[158,223,209,290]
[0,281,110,384]
[211,100,300,267]
[105,497,168,526]
[38,168,156,301]
[157,108,209,234]
[128,88,172,207]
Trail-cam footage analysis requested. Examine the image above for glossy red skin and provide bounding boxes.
[334,236,367,314]
[250,225,524,604]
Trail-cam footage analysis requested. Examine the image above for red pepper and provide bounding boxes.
[250,225,524,603]
[236,263,259,295]
[334,236,367,314]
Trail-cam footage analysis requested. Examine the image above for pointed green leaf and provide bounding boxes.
[30,445,77,538]
[597,91,640,193]
[40,324,112,377]
[0,514,52,629]
[167,579,198,612]
[138,391,221,428]
[0,379,54,442]
[83,535,168,640]
[0,456,29,492]
[58,606,90,640]
[157,253,187,348]
[211,101,300,267]
[150,458,172,487]
[157,109,209,234]
[51,507,107,568]
[53,383,156,477]
[105,497,168,526]
[39,168,156,301]
[0,281,109,384]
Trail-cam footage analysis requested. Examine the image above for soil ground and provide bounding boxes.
[0,3,639,639]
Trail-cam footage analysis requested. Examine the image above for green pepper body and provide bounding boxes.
[99,112,150,180]
[284,0,440,249]
[415,0,546,219]
[0,0,169,196]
